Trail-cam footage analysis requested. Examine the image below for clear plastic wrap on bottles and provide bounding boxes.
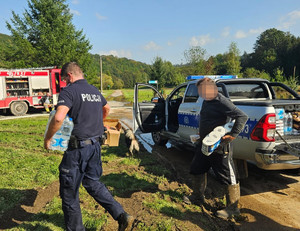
[201,121,234,156]
[44,110,74,151]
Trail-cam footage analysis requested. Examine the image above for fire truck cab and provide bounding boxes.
[0,67,66,116]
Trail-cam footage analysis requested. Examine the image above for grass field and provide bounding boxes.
[0,117,61,216]
[0,117,206,231]
[122,88,173,103]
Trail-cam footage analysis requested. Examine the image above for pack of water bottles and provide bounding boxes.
[275,108,295,136]
[44,110,74,151]
[201,121,234,156]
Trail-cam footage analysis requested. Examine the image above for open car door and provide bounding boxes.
[133,83,165,133]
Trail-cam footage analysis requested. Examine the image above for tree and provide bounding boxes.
[112,77,124,89]
[149,57,167,89]
[183,46,207,74]
[102,74,114,89]
[214,54,227,75]
[6,0,92,70]
[224,42,241,75]
[242,67,270,80]
[252,28,298,76]
[184,46,206,65]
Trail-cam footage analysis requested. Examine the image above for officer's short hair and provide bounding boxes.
[196,77,214,87]
[61,62,83,78]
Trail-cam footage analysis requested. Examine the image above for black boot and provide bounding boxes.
[216,183,240,219]
[117,212,134,231]
[183,173,207,205]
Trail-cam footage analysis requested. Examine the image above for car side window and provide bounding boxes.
[184,84,199,103]
[225,83,268,99]
[170,86,187,101]
[271,85,296,99]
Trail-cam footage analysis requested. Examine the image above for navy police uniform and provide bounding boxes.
[190,93,248,185]
[57,79,124,230]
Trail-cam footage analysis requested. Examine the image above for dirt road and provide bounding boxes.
[135,131,300,230]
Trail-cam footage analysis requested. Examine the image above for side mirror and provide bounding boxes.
[151,97,159,103]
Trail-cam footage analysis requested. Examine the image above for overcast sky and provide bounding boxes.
[1,0,300,64]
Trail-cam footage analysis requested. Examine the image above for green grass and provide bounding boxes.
[101,89,115,97]
[1,117,204,231]
[143,193,183,218]
[122,87,174,103]
[136,218,175,231]
[0,117,62,216]
[119,157,141,166]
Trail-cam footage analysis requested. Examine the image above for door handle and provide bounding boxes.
[190,109,197,113]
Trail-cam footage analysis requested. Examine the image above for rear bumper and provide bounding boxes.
[255,151,300,170]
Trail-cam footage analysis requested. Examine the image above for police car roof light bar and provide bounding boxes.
[186,75,238,80]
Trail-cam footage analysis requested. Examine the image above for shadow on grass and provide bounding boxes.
[0,188,64,230]
[15,213,65,231]
[0,188,38,229]
[101,172,158,197]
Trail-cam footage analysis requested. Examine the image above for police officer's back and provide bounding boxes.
[44,62,133,231]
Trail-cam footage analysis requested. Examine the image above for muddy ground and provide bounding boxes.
[1,96,300,230]
[109,100,300,231]
[137,135,300,231]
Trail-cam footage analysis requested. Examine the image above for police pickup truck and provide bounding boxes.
[133,75,300,175]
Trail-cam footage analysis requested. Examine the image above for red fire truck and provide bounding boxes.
[0,67,66,116]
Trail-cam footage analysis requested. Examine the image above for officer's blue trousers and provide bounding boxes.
[59,141,124,231]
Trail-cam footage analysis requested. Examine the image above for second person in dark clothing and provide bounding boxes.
[184,77,248,219]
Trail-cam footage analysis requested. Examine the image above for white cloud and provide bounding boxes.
[70,9,80,16]
[143,41,161,51]
[279,10,300,29]
[100,50,132,59]
[71,0,79,4]
[189,34,213,46]
[221,27,230,38]
[167,41,173,46]
[235,27,264,39]
[235,30,247,39]
[96,13,107,21]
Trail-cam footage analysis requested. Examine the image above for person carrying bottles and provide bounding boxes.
[184,77,248,219]
[44,62,133,231]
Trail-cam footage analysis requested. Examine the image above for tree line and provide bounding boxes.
[0,0,299,90]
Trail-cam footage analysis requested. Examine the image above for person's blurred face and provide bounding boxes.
[197,81,218,100]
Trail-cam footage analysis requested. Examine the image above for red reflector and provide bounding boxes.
[251,113,276,142]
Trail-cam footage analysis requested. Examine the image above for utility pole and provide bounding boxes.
[100,55,103,93]
[293,66,296,79]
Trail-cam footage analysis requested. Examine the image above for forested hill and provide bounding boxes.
[90,54,151,88]
[0,33,13,47]
[0,33,151,88]
[0,33,14,67]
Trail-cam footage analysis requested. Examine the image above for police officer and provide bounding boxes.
[44,62,133,231]
[184,77,248,219]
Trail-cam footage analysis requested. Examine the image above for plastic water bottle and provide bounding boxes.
[45,111,74,151]
[60,116,74,150]
[284,112,293,135]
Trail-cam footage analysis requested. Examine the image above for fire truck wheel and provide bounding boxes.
[10,101,28,116]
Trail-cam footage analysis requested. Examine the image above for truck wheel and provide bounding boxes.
[151,132,168,146]
[10,101,28,116]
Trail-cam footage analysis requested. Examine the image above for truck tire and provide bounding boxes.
[151,132,168,146]
[10,101,28,116]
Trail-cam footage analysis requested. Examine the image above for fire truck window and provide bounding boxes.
[55,73,60,93]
